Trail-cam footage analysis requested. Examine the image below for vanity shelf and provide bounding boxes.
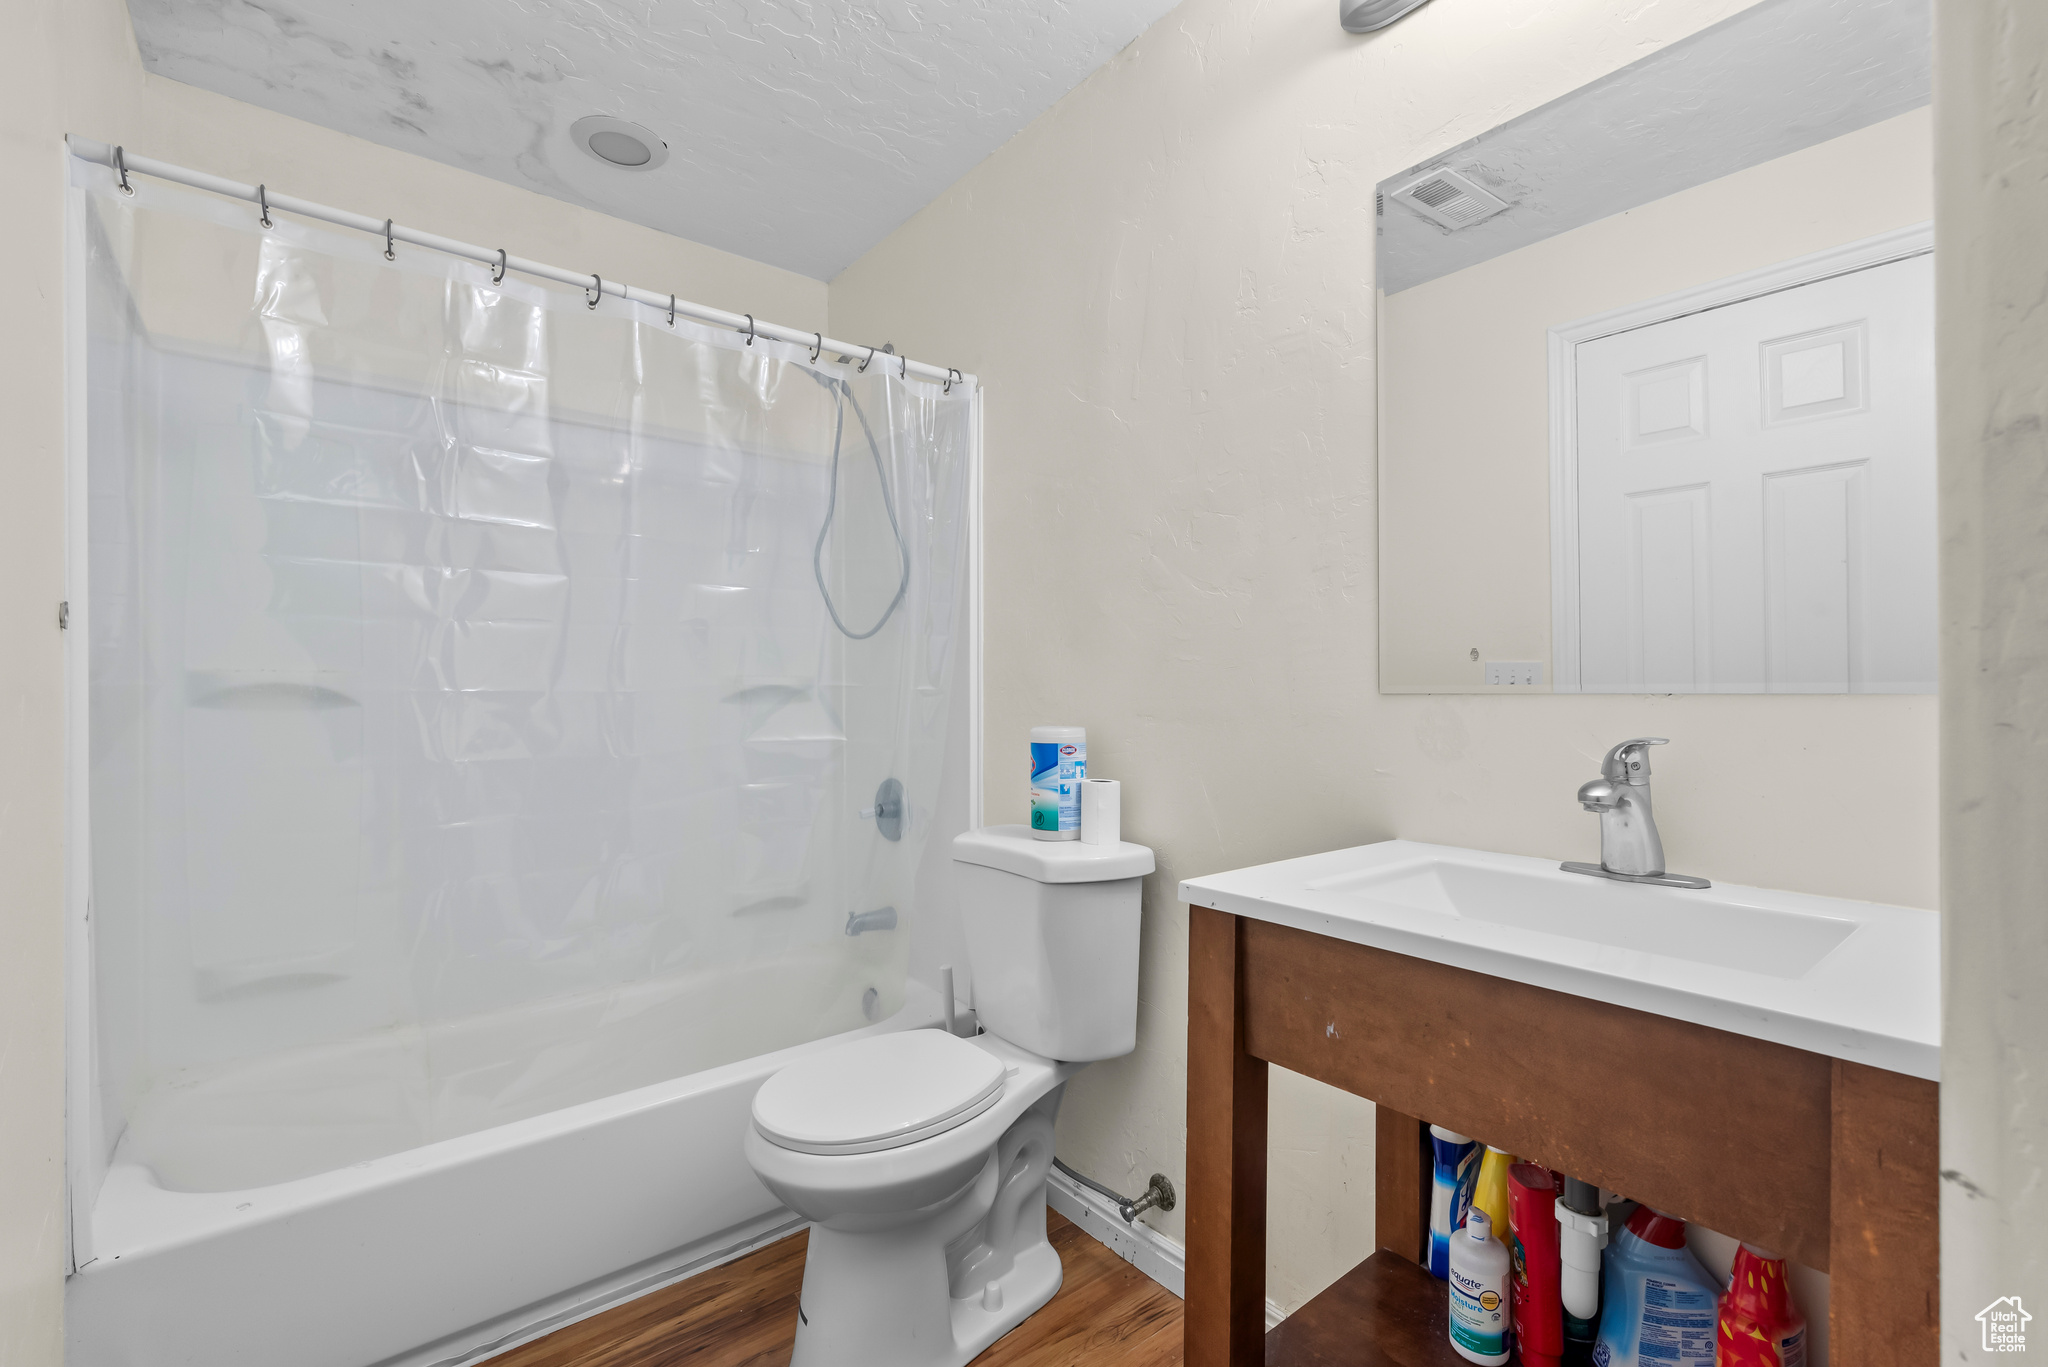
[1264,1249,1466,1366]
[1181,844,1939,1367]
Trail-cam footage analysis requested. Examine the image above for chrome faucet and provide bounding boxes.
[1561,738,1711,889]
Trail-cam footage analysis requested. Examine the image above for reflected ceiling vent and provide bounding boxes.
[1340,0,1434,32]
[1390,166,1512,231]
[570,115,670,172]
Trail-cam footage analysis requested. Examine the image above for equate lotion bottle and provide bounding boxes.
[1449,1208,1513,1365]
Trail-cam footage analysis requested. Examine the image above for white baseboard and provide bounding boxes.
[407,1208,806,1367]
[1043,1167,1285,1331]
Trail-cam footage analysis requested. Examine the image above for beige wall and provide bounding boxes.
[0,0,825,1359]
[13,0,2036,1356]
[1936,0,2048,1355]
[1380,108,1932,691]
[831,0,1935,1318]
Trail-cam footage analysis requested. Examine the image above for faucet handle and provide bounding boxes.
[1600,737,1668,784]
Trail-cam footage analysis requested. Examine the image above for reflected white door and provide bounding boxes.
[1572,253,1934,692]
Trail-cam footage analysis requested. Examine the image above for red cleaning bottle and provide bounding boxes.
[1715,1244,1807,1366]
[1508,1163,1565,1367]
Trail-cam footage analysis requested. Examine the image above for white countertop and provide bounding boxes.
[1180,839,1939,1081]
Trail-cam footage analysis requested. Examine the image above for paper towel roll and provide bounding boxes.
[1080,778,1121,846]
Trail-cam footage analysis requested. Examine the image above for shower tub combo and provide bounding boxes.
[70,976,949,1367]
[64,156,979,1366]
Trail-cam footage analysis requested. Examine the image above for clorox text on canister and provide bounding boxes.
[1029,726,1087,841]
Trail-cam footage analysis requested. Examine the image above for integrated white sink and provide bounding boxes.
[1182,840,1938,1079]
[1305,861,1860,979]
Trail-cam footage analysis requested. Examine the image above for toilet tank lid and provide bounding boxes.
[951,825,1155,883]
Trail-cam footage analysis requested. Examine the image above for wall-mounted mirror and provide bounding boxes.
[1376,0,1932,694]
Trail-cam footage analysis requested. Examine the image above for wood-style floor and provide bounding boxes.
[491,1211,1183,1367]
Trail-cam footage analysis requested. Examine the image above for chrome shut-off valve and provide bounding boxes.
[1561,737,1711,890]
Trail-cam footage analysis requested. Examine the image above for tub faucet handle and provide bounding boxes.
[861,777,905,841]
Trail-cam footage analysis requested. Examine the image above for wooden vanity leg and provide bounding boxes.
[1829,1060,1939,1365]
[1187,905,1269,1367]
[1375,1107,1430,1265]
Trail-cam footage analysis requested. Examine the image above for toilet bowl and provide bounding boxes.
[745,1032,1081,1366]
[744,825,1153,1367]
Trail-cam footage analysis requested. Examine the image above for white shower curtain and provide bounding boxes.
[81,169,972,1192]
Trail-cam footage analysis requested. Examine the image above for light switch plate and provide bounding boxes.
[1485,661,1542,687]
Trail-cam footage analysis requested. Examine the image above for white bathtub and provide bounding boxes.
[66,977,943,1367]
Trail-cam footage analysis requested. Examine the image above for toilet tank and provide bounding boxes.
[950,825,1155,1062]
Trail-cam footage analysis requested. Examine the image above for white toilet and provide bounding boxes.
[744,825,1153,1367]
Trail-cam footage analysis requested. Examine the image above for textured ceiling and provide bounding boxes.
[1376,0,1931,295]
[126,0,1184,279]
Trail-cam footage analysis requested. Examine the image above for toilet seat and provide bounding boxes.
[753,1030,1008,1156]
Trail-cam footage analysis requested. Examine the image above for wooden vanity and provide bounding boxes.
[1182,903,1939,1366]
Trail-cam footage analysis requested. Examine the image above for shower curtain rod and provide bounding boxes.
[66,136,976,391]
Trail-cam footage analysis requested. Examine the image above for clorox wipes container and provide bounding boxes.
[1592,1207,1719,1367]
[1028,726,1086,840]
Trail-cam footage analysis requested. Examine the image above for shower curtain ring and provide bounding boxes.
[668,294,676,327]
[742,314,755,345]
[383,219,396,260]
[900,353,908,380]
[258,185,273,229]
[113,146,133,195]
[587,274,601,309]
[945,368,961,394]
[859,346,875,373]
[491,249,506,284]
[810,332,822,362]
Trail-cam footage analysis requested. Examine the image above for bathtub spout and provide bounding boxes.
[845,906,898,936]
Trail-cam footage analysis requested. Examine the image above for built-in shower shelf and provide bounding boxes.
[185,671,357,709]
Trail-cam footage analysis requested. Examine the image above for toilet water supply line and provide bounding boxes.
[65,138,977,389]
[1053,1160,1178,1226]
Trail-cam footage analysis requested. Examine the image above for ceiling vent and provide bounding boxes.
[570,115,669,172]
[1390,166,1511,231]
